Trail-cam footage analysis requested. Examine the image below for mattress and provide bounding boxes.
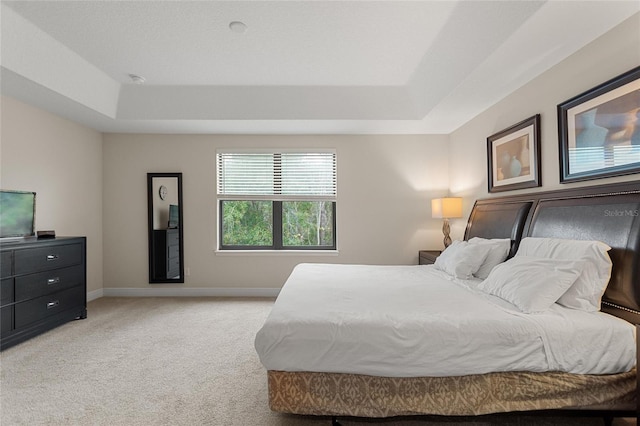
[255,263,636,378]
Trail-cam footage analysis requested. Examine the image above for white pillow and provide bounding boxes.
[515,237,612,311]
[467,237,511,280]
[434,240,489,279]
[556,261,604,311]
[477,256,583,313]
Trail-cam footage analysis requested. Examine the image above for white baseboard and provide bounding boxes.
[87,289,104,302]
[99,287,280,298]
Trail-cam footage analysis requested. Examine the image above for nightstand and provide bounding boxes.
[419,250,441,265]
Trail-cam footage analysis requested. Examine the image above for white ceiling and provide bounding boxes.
[1,1,639,135]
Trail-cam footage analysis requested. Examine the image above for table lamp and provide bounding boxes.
[431,197,462,248]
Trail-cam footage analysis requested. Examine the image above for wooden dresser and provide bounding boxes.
[1,237,87,350]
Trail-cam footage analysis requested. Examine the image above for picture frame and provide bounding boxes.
[558,66,640,183]
[487,114,541,193]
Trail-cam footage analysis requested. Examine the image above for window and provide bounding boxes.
[217,150,336,250]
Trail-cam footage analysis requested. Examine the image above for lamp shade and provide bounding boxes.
[431,197,462,219]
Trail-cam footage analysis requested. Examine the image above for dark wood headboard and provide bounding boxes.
[465,200,533,258]
[464,181,640,324]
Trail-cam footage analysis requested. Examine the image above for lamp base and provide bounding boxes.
[442,218,452,248]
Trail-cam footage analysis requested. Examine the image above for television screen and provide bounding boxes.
[168,204,179,229]
[0,190,36,238]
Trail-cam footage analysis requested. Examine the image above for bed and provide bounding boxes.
[254,181,640,422]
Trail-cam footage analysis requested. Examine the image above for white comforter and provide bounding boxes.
[255,263,636,377]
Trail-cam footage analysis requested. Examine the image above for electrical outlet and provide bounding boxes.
[186,267,191,276]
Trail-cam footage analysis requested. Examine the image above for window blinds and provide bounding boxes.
[217,151,336,200]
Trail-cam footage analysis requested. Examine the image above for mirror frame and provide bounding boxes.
[147,172,184,284]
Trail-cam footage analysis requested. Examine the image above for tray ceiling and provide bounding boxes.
[1,1,638,134]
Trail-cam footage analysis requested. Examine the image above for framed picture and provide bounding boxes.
[487,114,541,193]
[558,66,640,183]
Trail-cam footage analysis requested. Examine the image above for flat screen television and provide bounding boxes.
[168,204,179,229]
[0,190,36,239]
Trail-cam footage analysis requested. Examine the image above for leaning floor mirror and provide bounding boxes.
[147,173,184,283]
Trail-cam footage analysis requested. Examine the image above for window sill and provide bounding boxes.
[214,249,339,256]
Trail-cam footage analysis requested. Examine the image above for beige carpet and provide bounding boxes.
[0,297,635,426]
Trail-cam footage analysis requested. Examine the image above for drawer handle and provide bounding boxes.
[46,300,60,309]
[47,277,60,285]
[46,254,59,261]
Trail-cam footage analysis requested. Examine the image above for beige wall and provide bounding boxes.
[3,12,638,295]
[0,96,103,294]
[448,12,640,240]
[102,134,449,290]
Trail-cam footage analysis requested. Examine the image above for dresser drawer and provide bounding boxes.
[14,285,84,329]
[15,264,84,302]
[168,244,179,259]
[1,278,14,306]
[14,243,82,275]
[1,251,12,278]
[1,305,13,333]
[167,229,179,246]
[167,257,180,278]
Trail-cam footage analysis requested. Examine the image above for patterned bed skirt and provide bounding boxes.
[267,369,636,417]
